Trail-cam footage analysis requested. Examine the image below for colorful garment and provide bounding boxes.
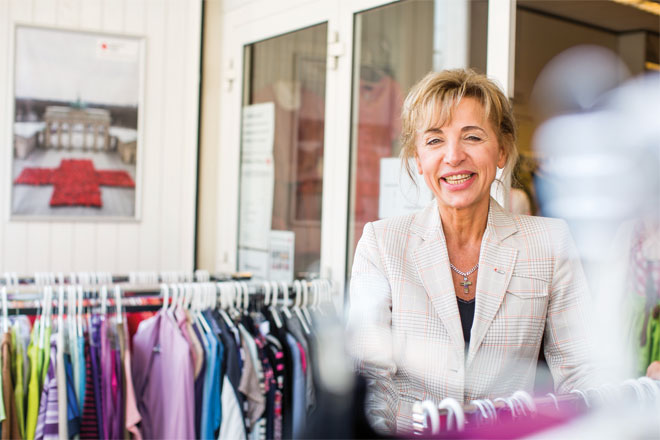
[79,337,99,439]
[34,336,58,440]
[132,312,195,439]
[25,319,41,440]
[11,325,26,440]
[1,331,20,439]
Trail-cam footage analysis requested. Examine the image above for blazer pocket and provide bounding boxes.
[505,274,550,298]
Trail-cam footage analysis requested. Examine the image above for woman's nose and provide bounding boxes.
[443,139,466,166]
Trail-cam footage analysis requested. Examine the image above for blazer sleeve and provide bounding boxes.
[346,222,399,434]
[543,220,599,393]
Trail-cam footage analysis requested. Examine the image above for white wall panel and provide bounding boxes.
[0,0,201,275]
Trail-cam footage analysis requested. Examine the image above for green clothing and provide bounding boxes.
[39,323,51,390]
[0,337,5,424]
[25,320,40,440]
[11,326,25,440]
[641,304,660,374]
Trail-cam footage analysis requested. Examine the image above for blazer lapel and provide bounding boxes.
[412,202,465,351]
[467,201,518,368]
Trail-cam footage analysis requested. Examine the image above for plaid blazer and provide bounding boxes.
[347,199,595,434]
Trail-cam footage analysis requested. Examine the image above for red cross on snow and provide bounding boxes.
[14,159,135,207]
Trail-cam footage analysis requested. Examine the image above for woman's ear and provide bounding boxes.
[497,145,507,169]
[415,155,423,175]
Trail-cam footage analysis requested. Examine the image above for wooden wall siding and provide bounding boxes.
[0,0,201,274]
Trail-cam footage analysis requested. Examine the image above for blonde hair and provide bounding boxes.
[400,69,518,183]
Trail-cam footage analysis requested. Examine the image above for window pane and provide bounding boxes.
[239,24,327,280]
[347,1,488,272]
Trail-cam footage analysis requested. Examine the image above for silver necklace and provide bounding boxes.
[449,262,479,294]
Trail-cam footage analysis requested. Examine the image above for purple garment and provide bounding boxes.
[89,315,104,438]
[34,335,58,440]
[100,317,114,439]
[132,312,195,439]
[113,346,124,439]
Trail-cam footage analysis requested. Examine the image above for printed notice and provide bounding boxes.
[238,103,275,250]
[269,230,295,282]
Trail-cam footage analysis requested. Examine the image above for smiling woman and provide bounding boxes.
[347,69,599,435]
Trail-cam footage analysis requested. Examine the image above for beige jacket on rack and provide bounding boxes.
[347,198,597,435]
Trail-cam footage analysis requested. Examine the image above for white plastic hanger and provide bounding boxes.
[114,285,123,324]
[301,280,313,326]
[194,284,213,335]
[268,281,283,329]
[160,283,169,313]
[280,281,292,319]
[292,281,311,335]
[57,285,65,336]
[233,282,242,314]
[263,281,272,307]
[1,286,8,334]
[100,285,108,316]
[77,285,84,338]
[67,285,75,346]
[216,283,235,329]
[240,281,250,314]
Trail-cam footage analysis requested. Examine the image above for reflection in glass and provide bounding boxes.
[347,1,488,272]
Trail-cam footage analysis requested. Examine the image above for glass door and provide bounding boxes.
[238,24,328,281]
[346,0,489,272]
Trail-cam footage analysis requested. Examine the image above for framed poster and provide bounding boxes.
[10,25,144,220]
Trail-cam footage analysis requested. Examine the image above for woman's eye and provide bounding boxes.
[426,138,442,146]
[465,135,482,142]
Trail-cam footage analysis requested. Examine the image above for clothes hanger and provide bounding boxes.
[169,283,179,314]
[300,280,313,326]
[438,398,465,431]
[263,281,271,308]
[421,400,440,435]
[292,280,311,335]
[268,281,283,329]
[569,389,591,408]
[67,285,75,346]
[100,285,108,317]
[280,281,292,319]
[194,283,213,335]
[469,400,491,423]
[57,285,65,337]
[114,285,123,324]
[216,283,236,329]
[1,286,8,334]
[512,391,536,414]
[160,283,169,313]
[38,286,49,350]
[238,281,248,315]
[230,281,242,317]
[77,285,84,338]
[494,397,517,417]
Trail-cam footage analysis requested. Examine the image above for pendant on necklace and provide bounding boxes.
[459,276,472,294]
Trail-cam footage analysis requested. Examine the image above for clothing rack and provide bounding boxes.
[1,278,334,316]
[411,377,660,436]
[0,270,246,287]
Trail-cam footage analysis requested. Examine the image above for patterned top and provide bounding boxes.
[34,335,58,440]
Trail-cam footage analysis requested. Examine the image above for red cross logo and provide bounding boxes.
[14,159,135,207]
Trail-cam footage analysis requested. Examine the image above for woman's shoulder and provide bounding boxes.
[509,212,574,251]
[512,212,568,232]
[367,204,435,238]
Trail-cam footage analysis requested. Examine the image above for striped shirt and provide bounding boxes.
[34,335,58,440]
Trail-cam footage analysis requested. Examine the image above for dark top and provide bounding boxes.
[457,297,475,344]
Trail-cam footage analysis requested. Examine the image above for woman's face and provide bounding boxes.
[415,97,506,212]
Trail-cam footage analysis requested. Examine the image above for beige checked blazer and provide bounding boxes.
[347,198,596,434]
